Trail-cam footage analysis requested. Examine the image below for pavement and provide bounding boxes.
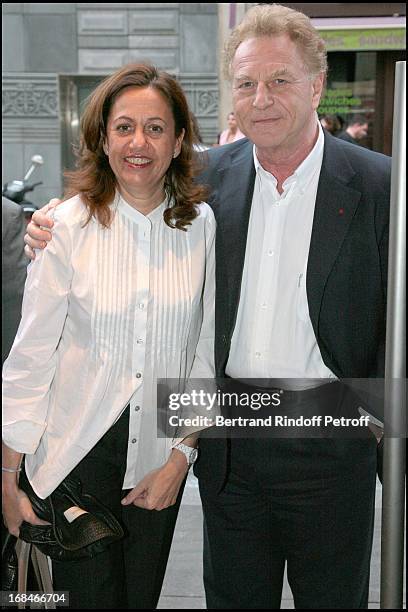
[158,475,401,609]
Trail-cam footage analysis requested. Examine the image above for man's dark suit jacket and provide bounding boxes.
[194,131,391,489]
[2,197,28,364]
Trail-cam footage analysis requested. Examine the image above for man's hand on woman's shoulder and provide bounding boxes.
[24,198,62,260]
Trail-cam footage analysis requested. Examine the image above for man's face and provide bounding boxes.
[354,122,369,140]
[231,35,324,154]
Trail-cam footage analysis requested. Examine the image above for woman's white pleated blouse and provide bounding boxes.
[2,194,215,498]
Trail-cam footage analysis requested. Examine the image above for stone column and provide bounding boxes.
[217,3,247,135]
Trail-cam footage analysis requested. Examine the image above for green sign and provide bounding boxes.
[318,88,363,115]
[318,28,406,51]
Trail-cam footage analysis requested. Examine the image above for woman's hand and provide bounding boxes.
[2,481,50,537]
[121,450,189,511]
[24,198,61,260]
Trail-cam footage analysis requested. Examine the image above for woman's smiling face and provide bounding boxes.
[104,86,184,209]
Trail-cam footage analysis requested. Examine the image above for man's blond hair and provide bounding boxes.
[224,4,327,79]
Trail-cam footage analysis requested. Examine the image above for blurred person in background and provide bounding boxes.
[337,114,369,146]
[319,113,341,136]
[218,111,245,145]
[2,197,28,365]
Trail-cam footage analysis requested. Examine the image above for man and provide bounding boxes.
[2,197,28,364]
[193,5,388,609]
[337,114,369,146]
[25,6,389,608]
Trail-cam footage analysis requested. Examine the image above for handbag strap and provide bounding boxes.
[30,546,55,609]
[14,539,56,610]
[16,540,31,609]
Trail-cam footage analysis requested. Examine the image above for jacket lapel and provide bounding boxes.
[215,140,255,338]
[307,133,362,334]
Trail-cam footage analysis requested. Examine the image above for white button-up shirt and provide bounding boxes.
[2,193,215,497]
[226,123,336,389]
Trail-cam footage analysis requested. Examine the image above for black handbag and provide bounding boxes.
[17,468,124,562]
[2,528,18,591]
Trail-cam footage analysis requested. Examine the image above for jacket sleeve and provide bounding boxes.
[2,211,73,454]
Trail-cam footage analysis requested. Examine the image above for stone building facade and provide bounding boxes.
[2,3,220,206]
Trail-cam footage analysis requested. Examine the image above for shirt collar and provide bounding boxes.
[115,191,168,225]
[253,119,324,190]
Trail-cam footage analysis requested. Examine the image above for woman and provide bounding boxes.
[2,63,215,609]
[319,114,341,136]
[218,111,245,145]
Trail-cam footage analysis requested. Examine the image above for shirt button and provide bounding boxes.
[136,338,144,345]
[255,352,261,358]
[131,438,137,444]
[136,372,142,379]
[261,303,267,309]
[135,406,141,411]
[138,303,145,310]
[267,250,274,257]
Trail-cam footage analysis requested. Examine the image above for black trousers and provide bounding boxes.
[199,383,378,609]
[52,408,185,609]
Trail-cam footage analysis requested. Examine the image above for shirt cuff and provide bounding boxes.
[171,421,216,448]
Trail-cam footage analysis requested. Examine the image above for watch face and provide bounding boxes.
[190,448,198,463]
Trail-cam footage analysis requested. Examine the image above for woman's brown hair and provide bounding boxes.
[64,63,208,231]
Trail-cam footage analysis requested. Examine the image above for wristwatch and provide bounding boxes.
[174,443,198,466]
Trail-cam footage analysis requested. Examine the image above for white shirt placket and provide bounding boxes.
[128,217,152,460]
[252,177,288,376]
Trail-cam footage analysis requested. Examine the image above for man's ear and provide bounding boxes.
[312,72,325,110]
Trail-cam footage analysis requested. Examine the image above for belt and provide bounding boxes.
[220,377,343,407]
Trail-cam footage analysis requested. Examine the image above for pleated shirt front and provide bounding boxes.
[2,193,216,498]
